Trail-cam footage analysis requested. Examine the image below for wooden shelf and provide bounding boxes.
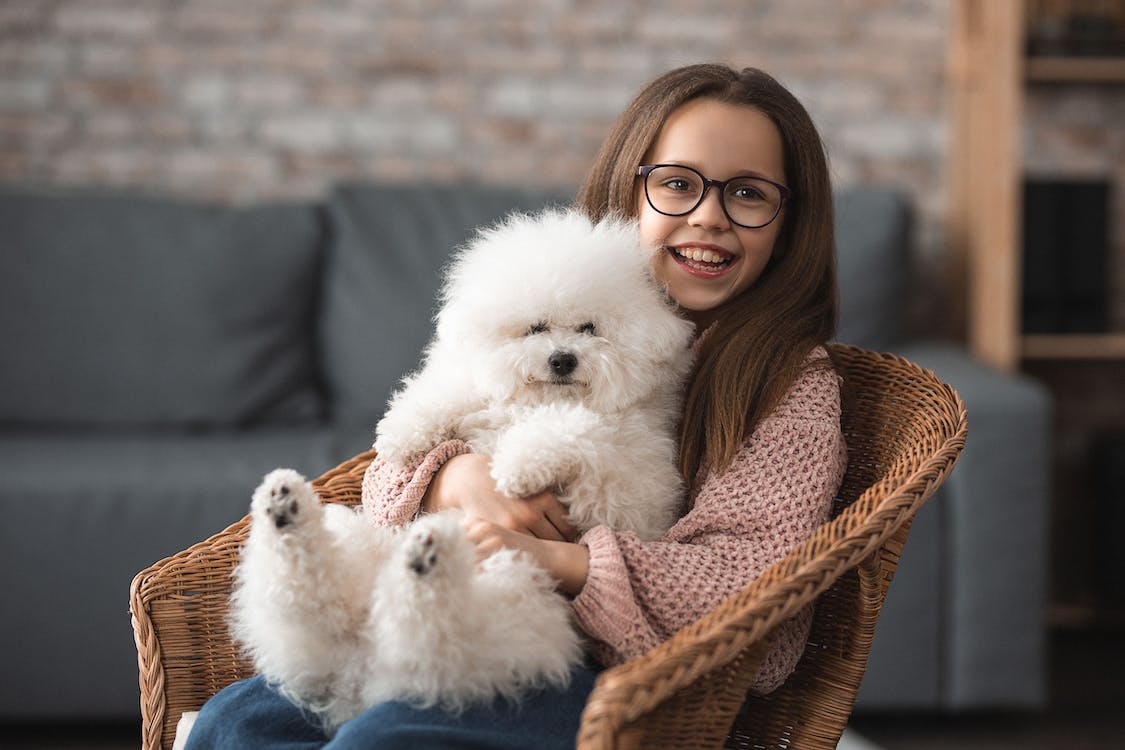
[1026,56,1125,83]
[1021,332,1125,360]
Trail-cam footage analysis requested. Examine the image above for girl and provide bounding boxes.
[187,63,846,749]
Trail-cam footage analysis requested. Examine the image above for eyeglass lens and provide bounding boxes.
[644,165,783,228]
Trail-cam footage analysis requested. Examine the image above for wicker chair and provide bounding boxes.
[131,344,967,750]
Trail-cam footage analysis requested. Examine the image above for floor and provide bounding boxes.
[1,631,1122,749]
[849,628,1125,749]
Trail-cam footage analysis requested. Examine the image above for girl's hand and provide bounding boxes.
[463,517,590,596]
[422,453,578,543]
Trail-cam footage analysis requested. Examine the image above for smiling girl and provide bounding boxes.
[186,63,846,750]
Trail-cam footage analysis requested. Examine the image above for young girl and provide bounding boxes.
[186,63,846,750]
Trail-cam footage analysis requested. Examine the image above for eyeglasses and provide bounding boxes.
[636,164,790,229]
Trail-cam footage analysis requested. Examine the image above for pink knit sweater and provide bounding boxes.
[361,348,847,693]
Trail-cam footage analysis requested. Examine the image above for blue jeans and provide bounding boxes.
[185,665,600,749]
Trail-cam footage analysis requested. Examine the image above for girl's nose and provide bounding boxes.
[687,186,730,231]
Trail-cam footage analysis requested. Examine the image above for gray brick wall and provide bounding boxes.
[1,2,949,204]
[2,0,1121,328]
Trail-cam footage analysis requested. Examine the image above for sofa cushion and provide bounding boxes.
[0,187,326,428]
[892,341,1050,709]
[320,183,574,428]
[0,427,344,718]
[834,187,911,350]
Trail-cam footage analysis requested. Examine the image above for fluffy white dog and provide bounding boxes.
[375,208,695,540]
[224,209,694,735]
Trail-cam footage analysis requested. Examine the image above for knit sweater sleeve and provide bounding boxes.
[571,353,847,693]
[361,440,472,528]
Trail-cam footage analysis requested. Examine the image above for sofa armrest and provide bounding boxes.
[894,341,1051,709]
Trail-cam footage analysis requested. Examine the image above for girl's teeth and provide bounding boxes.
[678,247,728,264]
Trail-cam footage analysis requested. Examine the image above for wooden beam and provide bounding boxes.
[950,0,1025,372]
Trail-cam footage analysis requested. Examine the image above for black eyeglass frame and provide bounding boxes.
[636,164,791,229]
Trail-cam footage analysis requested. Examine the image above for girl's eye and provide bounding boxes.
[662,178,693,193]
[577,322,596,335]
[730,183,769,204]
[526,321,549,335]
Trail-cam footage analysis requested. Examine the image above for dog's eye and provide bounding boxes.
[577,322,596,335]
[526,321,549,336]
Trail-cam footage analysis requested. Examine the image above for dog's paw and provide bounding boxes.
[373,425,435,466]
[490,451,559,498]
[491,467,548,499]
[399,513,473,581]
[250,469,320,534]
[404,524,440,577]
[373,401,451,466]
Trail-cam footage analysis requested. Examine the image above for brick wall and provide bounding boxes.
[3,0,1123,332]
[0,1,950,249]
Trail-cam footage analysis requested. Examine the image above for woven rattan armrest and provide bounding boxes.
[576,491,922,749]
[578,347,967,748]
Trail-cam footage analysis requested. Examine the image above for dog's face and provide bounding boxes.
[504,317,601,395]
[476,312,634,412]
[433,210,695,413]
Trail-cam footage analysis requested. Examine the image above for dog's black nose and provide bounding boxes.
[548,351,578,377]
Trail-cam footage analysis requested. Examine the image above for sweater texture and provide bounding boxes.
[361,347,847,693]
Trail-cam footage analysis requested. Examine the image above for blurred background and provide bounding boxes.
[1,0,1123,747]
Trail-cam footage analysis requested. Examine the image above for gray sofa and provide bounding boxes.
[0,182,1049,721]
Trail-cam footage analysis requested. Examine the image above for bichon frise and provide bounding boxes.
[225,209,694,735]
[375,208,694,540]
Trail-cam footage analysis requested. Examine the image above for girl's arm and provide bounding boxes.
[572,361,847,693]
[361,439,472,527]
[362,443,577,543]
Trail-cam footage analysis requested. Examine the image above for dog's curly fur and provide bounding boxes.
[376,208,695,539]
[226,209,694,734]
[230,471,580,732]
[230,469,393,728]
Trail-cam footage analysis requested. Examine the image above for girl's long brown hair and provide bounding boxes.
[576,64,838,485]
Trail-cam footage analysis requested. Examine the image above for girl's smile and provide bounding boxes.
[665,241,737,277]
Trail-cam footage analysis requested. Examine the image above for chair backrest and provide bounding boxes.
[576,344,967,748]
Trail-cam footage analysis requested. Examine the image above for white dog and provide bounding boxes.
[375,208,694,540]
[223,209,694,736]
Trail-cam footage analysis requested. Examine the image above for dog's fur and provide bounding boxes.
[226,209,694,733]
[230,471,580,731]
[375,208,695,539]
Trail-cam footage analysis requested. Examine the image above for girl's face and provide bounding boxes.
[637,98,787,329]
